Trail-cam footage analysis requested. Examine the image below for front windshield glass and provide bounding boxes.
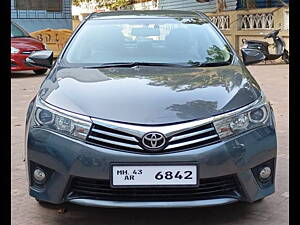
[64,17,232,65]
[11,23,30,38]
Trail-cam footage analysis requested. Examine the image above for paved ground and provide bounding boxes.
[11,64,289,225]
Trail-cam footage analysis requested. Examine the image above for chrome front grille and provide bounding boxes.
[166,123,219,151]
[87,124,143,151]
[21,50,34,55]
[86,118,220,153]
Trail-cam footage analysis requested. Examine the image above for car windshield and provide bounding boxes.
[64,17,232,66]
[11,22,30,38]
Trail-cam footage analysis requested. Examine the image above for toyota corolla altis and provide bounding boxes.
[25,10,277,208]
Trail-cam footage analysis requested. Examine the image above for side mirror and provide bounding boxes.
[26,50,53,68]
[241,48,265,66]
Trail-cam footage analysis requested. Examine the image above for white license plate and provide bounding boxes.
[112,165,198,187]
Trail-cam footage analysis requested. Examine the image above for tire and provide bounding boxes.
[254,198,264,203]
[33,69,48,75]
[282,50,289,64]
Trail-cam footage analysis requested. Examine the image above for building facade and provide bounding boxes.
[158,0,289,12]
[11,0,72,32]
[159,0,236,12]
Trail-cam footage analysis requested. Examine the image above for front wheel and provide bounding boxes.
[33,69,48,75]
[282,50,289,64]
[254,198,264,203]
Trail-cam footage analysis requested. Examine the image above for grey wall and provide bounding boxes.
[11,0,72,32]
[158,0,237,12]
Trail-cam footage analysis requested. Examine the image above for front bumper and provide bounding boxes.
[69,198,239,208]
[26,119,276,208]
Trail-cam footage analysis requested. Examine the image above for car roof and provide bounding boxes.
[88,10,208,20]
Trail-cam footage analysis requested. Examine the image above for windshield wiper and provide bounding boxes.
[188,52,234,67]
[83,62,194,69]
[188,60,232,67]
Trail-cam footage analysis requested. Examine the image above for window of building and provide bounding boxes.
[266,0,272,7]
[239,0,256,9]
[15,0,62,12]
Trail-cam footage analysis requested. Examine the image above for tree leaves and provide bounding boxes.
[72,0,132,10]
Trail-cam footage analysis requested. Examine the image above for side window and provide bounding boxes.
[11,23,29,37]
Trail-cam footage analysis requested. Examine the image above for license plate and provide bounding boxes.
[111,164,198,187]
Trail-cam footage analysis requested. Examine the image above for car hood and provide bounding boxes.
[11,37,44,51]
[40,64,261,125]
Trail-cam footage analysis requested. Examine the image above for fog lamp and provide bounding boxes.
[259,166,272,180]
[33,168,46,183]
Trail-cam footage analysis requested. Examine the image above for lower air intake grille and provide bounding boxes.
[11,61,17,67]
[21,50,34,55]
[67,175,241,202]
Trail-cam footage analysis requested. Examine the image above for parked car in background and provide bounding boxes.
[25,10,277,208]
[11,22,48,75]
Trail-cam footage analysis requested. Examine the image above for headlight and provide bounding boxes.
[11,46,19,54]
[32,97,92,140]
[213,95,270,139]
[248,107,268,123]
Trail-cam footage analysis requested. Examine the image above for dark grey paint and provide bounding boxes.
[241,48,266,65]
[27,118,276,205]
[26,50,54,68]
[40,62,261,124]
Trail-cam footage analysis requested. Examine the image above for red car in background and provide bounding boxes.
[11,22,48,75]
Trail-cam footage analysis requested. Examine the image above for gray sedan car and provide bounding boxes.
[25,10,276,208]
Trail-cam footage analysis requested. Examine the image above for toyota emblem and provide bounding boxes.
[142,132,166,151]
